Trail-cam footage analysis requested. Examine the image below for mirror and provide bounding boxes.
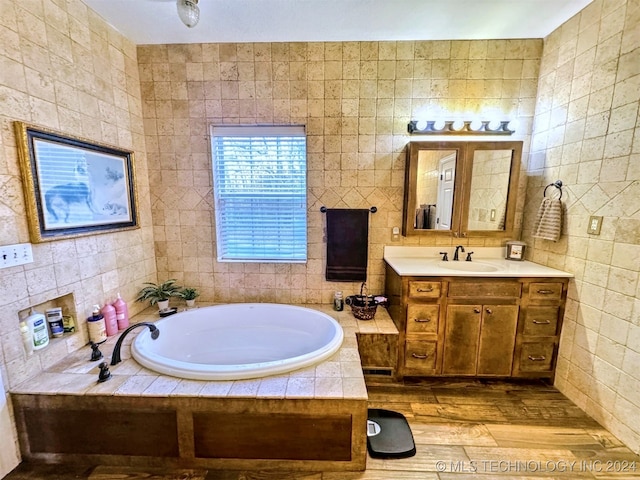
[403,141,522,238]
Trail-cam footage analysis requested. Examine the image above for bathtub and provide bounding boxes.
[131,303,344,380]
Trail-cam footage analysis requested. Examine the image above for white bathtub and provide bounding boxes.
[131,303,344,380]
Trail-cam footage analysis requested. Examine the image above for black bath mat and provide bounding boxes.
[367,408,416,459]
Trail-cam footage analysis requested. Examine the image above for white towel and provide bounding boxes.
[533,198,563,242]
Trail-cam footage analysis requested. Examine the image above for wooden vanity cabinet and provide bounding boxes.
[384,264,568,380]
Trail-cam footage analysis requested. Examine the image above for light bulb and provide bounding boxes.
[177,0,200,28]
[469,119,483,131]
[451,120,465,131]
[415,120,428,131]
[433,120,446,131]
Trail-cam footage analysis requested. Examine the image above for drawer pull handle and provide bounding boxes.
[414,317,431,323]
[528,355,546,361]
[412,353,429,359]
[532,320,551,325]
[537,289,555,294]
[416,287,434,293]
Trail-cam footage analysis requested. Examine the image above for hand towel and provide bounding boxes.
[325,208,369,282]
[533,198,563,242]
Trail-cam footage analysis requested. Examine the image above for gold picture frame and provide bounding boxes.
[15,122,139,243]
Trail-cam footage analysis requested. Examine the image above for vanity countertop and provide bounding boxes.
[384,246,573,278]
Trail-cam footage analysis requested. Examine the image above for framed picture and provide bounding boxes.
[15,122,139,243]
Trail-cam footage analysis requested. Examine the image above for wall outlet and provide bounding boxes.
[587,216,603,235]
[0,243,34,269]
[391,226,401,242]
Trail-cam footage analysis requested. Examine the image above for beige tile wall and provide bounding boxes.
[0,0,154,472]
[523,0,640,453]
[138,39,542,304]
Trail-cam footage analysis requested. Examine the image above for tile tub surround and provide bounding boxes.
[10,304,397,471]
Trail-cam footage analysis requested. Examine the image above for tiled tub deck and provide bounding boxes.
[10,304,398,472]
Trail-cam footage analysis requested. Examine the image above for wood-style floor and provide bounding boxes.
[6,379,640,480]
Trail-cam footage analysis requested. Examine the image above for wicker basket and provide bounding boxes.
[349,303,378,321]
[345,293,378,321]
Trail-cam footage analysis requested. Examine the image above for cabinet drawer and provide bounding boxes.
[406,305,439,334]
[518,343,556,372]
[408,281,441,298]
[448,282,521,298]
[523,307,559,336]
[528,283,563,302]
[405,341,437,372]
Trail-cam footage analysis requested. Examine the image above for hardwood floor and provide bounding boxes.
[6,379,639,480]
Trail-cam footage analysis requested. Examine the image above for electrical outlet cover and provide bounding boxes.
[587,215,603,235]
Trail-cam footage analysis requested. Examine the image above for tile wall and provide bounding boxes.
[523,0,640,453]
[0,0,154,474]
[137,39,542,304]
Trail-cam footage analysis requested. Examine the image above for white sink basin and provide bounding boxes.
[438,261,499,272]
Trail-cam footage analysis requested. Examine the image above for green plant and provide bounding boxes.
[179,287,199,301]
[135,279,183,305]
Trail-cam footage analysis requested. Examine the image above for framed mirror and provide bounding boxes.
[402,141,522,238]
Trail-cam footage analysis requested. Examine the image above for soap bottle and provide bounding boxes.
[113,293,129,330]
[26,308,49,350]
[101,302,118,337]
[87,305,107,343]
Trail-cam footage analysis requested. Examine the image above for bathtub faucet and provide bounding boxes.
[110,322,160,366]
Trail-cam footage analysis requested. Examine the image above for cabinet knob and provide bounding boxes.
[473,308,481,314]
[417,287,433,293]
[528,355,546,361]
[485,308,493,314]
[532,320,551,325]
[537,289,555,294]
[411,353,429,359]
[414,317,431,323]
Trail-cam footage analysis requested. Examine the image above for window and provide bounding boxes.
[211,125,307,262]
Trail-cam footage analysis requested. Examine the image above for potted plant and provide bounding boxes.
[135,279,182,312]
[179,287,200,308]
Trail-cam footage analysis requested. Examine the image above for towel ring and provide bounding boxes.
[543,180,563,200]
[320,206,377,213]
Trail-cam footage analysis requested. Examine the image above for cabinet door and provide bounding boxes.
[477,305,519,375]
[442,305,482,375]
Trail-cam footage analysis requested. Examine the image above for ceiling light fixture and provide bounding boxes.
[177,0,200,28]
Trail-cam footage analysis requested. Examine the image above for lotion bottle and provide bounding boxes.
[101,302,118,336]
[87,305,107,343]
[113,293,129,330]
[26,308,49,350]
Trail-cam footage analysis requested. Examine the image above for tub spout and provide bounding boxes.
[110,322,160,366]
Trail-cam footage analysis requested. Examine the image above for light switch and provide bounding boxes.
[587,215,603,235]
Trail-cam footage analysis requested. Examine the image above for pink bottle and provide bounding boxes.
[101,303,118,337]
[113,293,130,330]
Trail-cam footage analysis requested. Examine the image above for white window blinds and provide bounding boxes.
[211,125,307,262]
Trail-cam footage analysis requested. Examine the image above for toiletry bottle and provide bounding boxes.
[113,293,129,330]
[45,307,64,338]
[101,302,118,336]
[19,321,34,356]
[26,308,49,350]
[333,291,344,311]
[87,305,107,343]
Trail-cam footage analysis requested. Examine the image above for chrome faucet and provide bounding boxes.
[110,322,160,366]
[453,245,465,261]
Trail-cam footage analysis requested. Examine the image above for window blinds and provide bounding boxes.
[211,125,307,262]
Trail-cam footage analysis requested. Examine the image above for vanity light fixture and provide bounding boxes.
[408,120,515,136]
[177,0,200,28]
